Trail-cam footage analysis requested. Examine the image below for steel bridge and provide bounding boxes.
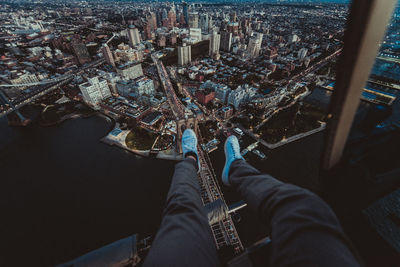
[0,59,105,120]
[153,55,243,254]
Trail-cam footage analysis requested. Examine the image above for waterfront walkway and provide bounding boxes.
[239,122,326,150]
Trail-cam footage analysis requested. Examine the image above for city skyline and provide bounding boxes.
[0,0,399,266]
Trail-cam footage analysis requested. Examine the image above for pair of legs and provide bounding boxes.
[144,131,361,267]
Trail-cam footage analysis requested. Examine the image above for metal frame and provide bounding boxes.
[322,0,397,170]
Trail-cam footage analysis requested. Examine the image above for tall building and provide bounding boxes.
[169,33,177,45]
[114,43,143,62]
[157,35,167,47]
[156,10,163,27]
[201,32,211,41]
[208,17,213,32]
[298,48,308,60]
[228,84,257,109]
[289,34,299,43]
[265,47,278,60]
[117,61,144,80]
[214,84,231,104]
[128,25,141,47]
[247,32,263,58]
[189,28,202,43]
[227,22,239,35]
[209,31,220,56]
[201,80,231,104]
[230,11,237,22]
[102,44,115,68]
[168,9,176,28]
[72,43,91,65]
[178,44,191,66]
[221,106,233,119]
[134,77,155,96]
[148,12,157,30]
[183,2,189,25]
[179,13,186,26]
[79,76,111,108]
[143,23,153,40]
[162,8,168,21]
[200,13,209,33]
[101,71,120,95]
[188,12,199,28]
[195,87,215,105]
[116,80,136,97]
[220,31,232,52]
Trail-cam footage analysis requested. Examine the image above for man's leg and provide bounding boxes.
[143,131,219,267]
[223,136,361,267]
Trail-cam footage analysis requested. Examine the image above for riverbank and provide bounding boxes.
[239,120,326,150]
[101,125,181,161]
[40,102,96,127]
[259,122,326,149]
[257,87,312,130]
[40,112,94,127]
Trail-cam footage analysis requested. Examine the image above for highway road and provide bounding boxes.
[152,56,186,119]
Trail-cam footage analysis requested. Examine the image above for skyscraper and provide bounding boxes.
[183,2,188,25]
[247,32,263,58]
[230,11,237,22]
[102,44,115,68]
[178,44,191,66]
[298,48,308,59]
[189,28,202,43]
[209,31,220,56]
[220,31,232,52]
[149,12,157,30]
[227,22,239,35]
[188,12,199,28]
[169,33,177,45]
[168,9,176,28]
[143,22,152,40]
[128,25,141,47]
[162,8,168,21]
[200,13,209,33]
[208,17,213,32]
[157,35,166,47]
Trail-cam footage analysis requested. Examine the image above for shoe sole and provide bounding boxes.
[222,139,231,186]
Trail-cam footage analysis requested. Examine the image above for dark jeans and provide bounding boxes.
[143,158,361,267]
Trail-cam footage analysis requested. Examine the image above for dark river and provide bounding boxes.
[0,106,325,267]
[0,111,175,266]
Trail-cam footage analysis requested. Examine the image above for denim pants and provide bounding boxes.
[143,158,361,267]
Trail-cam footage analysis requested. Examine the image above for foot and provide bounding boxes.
[182,129,200,172]
[222,135,244,186]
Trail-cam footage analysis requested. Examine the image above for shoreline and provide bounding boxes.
[37,102,182,162]
[255,88,311,132]
[243,122,326,149]
[101,125,182,161]
[40,112,95,127]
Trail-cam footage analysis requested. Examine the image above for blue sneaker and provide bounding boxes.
[222,135,244,186]
[182,129,200,172]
